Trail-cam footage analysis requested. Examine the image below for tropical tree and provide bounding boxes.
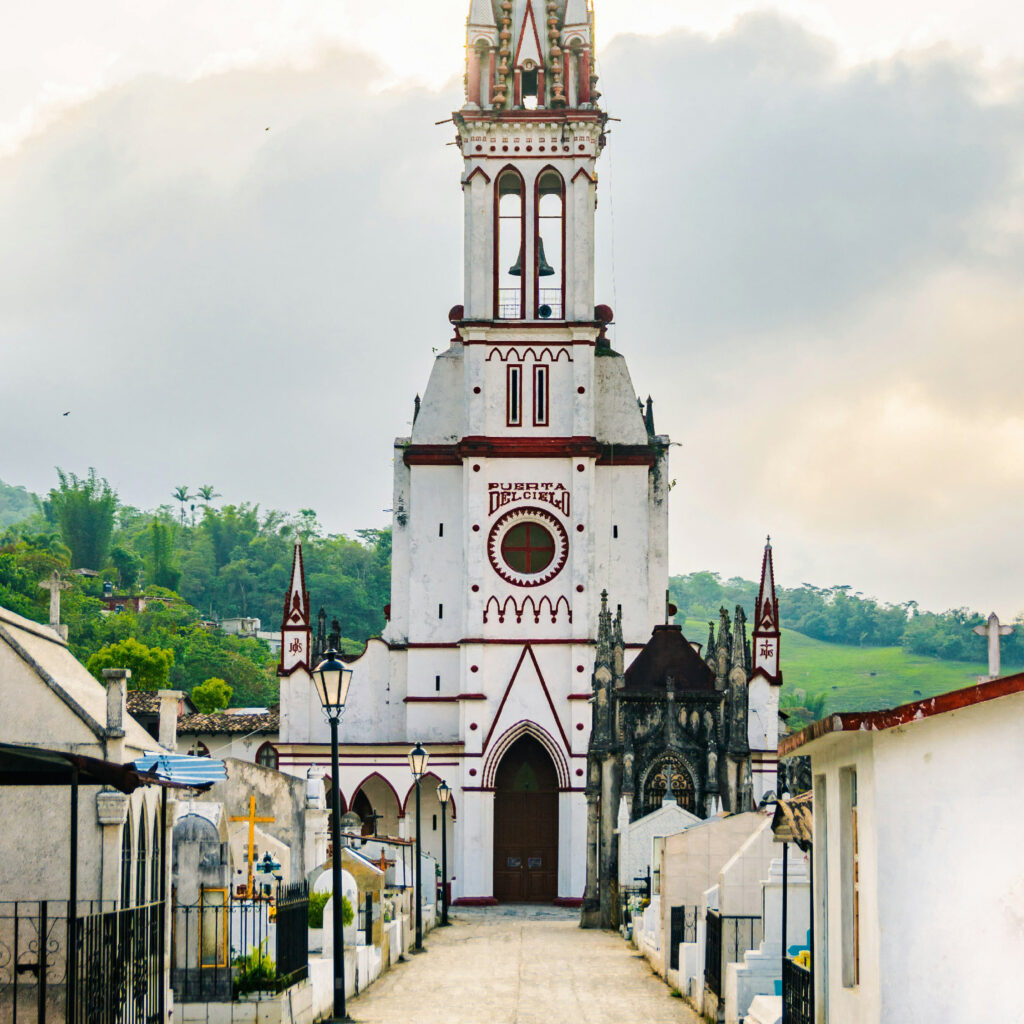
[86,636,174,690]
[48,469,118,570]
[196,485,221,506]
[171,486,192,527]
[148,521,181,591]
[191,677,233,713]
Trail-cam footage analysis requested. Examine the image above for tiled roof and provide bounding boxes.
[126,691,161,715]
[177,708,280,735]
[623,624,716,692]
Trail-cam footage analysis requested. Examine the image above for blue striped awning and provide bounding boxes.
[133,751,228,788]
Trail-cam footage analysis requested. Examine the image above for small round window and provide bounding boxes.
[501,522,556,575]
[487,507,569,587]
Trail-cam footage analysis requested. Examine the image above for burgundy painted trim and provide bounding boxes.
[552,896,584,907]
[403,447,461,466]
[451,897,499,906]
[494,166,525,322]
[506,363,523,426]
[404,696,461,703]
[460,336,594,345]
[278,741,465,749]
[779,670,1024,757]
[460,637,596,645]
[458,786,496,793]
[405,642,462,649]
[464,165,492,185]
[458,111,604,124]
[596,444,660,466]
[567,693,592,701]
[571,167,595,184]
[460,436,602,458]
[459,693,488,700]
[533,364,549,426]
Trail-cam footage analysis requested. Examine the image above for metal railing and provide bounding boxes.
[537,289,563,319]
[668,905,698,971]
[705,910,763,998]
[782,957,813,1024]
[497,289,522,319]
[172,883,308,1004]
[72,901,163,1024]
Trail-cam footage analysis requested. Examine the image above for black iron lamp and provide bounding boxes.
[312,649,355,1022]
[408,742,429,950]
[437,780,451,926]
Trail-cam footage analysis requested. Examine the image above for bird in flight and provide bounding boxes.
[62,411,70,416]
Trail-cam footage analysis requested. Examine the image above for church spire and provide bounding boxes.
[278,543,312,677]
[751,537,782,684]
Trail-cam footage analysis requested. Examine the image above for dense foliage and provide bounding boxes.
[670,571,1024,664]
[0,480,38,528]
[0,472,391,707]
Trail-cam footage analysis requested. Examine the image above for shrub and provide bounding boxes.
[307,891,353,929]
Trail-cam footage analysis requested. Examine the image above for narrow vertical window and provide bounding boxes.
[535,170,565,319]
[435,675,441,692]
[613,525,619,539]
[439,523,444,537]
[496,170,524,319]
[840,766,859,987]
[438,603,444,620]
[507,364,522,426]
[533,365,549,425]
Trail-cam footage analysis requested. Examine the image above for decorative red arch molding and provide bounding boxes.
[400,770,458,819]
[482,720,570,790]
[322,773,348,815]
[350,771,403,819]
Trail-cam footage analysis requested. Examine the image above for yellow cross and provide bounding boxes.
[229,795,275,897]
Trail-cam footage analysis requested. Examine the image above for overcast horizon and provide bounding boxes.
[3,2,1024,619]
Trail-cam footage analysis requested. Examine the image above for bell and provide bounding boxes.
[507,238,556,277]
[537,237,555,277]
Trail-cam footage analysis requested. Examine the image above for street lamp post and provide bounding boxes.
[437,780,451,926]
[408,742,429,951]
[312,650,354,1023]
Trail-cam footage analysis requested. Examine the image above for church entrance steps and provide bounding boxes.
[348,906,701,1023]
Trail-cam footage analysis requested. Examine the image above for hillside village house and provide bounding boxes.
[780,671,1024,1023]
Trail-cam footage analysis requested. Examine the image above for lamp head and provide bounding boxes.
[408,742,429,778]
[437,780,451,805]
[312,649,353,716]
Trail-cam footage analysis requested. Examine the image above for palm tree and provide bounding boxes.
[171,486,192,526]
[196,484,220,505]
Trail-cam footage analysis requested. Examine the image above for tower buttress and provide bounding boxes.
[278,544,311,676]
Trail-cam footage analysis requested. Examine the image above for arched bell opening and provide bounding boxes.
[350,772,402,840]
[495,169,525,320]
[535,169,564,320]
[492,735,558,901]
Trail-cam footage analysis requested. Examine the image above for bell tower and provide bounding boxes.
[460,0,602,322]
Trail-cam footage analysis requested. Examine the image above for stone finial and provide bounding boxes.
[102,669,129,736]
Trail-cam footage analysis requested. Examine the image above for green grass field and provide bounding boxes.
[681,618,1022,716]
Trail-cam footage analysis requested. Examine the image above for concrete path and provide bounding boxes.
[348,906,701,1024]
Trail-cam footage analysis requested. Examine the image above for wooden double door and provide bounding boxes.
[493,735,558,902]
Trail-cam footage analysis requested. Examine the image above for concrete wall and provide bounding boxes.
[810,689,1024,1023]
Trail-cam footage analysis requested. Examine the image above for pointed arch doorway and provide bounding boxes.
[493,735,558,902]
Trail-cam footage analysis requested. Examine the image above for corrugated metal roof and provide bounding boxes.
[132,751,228,787]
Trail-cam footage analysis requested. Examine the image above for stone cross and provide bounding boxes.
[38,571,71,639]
[973,612,1014,679]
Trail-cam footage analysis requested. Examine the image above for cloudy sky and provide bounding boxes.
[3,1,1023,617]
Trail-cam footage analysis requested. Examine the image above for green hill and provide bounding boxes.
[0,480,39,528]
[681,618,1018,717]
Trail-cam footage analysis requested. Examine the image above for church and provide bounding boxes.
[275,0,781,907]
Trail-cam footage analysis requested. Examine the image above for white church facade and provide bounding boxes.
[276,0,780,906]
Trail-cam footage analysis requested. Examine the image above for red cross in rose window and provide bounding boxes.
[501,523,555,574]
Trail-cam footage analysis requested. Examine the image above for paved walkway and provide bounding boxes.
[348,906,701,1024]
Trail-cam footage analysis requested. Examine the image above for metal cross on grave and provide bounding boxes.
[374,850,395,875]
[38,571,71,639]
[229,795,275,897]
[973,612,1014,680]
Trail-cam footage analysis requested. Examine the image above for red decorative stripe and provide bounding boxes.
[451,897,500,906]
[552,896,584,907]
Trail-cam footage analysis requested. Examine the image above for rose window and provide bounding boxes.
[487,507,568,587]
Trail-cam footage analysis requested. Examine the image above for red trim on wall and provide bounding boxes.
[533,165,566,320]
[464,165,491,185]
[460,435,602,458]
[779,670,1024,756]
[404,696,461,703]
[567,693,592,700]
[506,363,523,426]
[451,896,499,906]
[553,896,584,908]
[533,364,549,426]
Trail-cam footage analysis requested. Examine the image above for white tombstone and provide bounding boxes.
[320,869,359,953]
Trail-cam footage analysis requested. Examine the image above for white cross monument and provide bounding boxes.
[38,570,71,641]
[973,612,1014,681]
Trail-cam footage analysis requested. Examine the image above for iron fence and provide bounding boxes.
[537,289,563,319]
[71,901,163,1024]
[0,899,131,1024]
[618,884,646,929]
[782,957,813,1024]
[668,905,698,971]
[704,910,762,998]
[172,883,308,1004]
[274,883,309,988]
